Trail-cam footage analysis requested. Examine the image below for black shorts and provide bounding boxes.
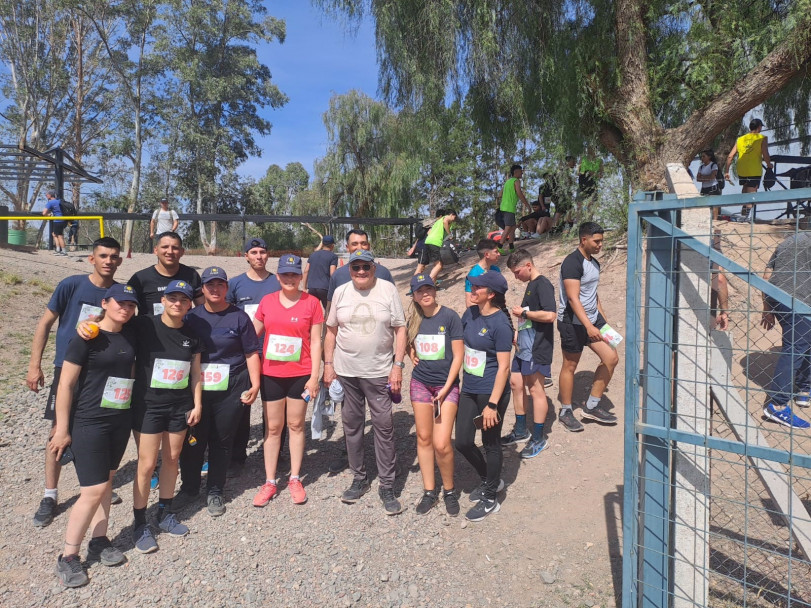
[261,374,309,402]
[133,403,190,434]
[51,221,67,236]
[45,367,61,421]
[738,175,761,189]
[700,186,721,196]
[502,211,516,227]
[308,288,328,309]
[558,313,607,354]
[71,417,131,486]
[418,244,442,265]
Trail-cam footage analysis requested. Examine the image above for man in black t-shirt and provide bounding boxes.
[304,235,339,309]
[556,222,618,432]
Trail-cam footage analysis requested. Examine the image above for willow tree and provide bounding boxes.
[316,0,811,190]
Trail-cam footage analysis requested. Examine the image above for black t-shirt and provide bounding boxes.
[410,306,464,387]
[306,250,339,291]
[128,264,202,316]
[132,315,204,410]
[63,329,137,420]
[521,276,556,365]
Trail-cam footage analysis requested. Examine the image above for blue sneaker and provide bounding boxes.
[500,428,530,446]
[521,437,549,459]
[764,404,810,429]
[132,524,158,554]
[150,469,159,490]
[201,461,209,473]
[795,391,810,408]
[157,513,189,537]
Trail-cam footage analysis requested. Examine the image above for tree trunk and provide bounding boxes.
[196,178,213,253]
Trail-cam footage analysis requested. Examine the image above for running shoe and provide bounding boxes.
[201,461,209,473]
[498,248,507,256]
[521,437,549,459]
[469,479,505,503]
[328,454,348,474]
[500,427,530,446]
[558,408,584,432]
[33,497,57,528]
[465,497,501,522]
[207,493,226,517]
[288,477,307,505]
[132,524,158,554]
[581,405,618,425]
[796,391,810,408]
[764,404,811,429]
[252,481,278,507]
[415,490,438,515]
[341,477,371,504]
[150,469,159,490]
[56,554,88,587]
[378,487,404,515]
[171,489,199,512]
[544,377,554,389]
[443,489,460,517]
[157,512,189,537]
[110,491,122,505]
[87,536,125,566]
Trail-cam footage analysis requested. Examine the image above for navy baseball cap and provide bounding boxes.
[349,250,375,264]
[244,237,267,252]
[104,283,138,303]
[469,270,508,294]
[410,273,436,292]
[277,254,303,274]
[164,280,194,299]
[322,235,335,245]
[201,266,228,284]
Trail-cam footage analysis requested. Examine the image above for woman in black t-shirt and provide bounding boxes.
[49,284,138,587]
[406,274,464,516]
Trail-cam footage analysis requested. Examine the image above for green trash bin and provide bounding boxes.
[8,229,26,245]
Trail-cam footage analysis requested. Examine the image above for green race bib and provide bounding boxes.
[201,363,230,391]
[150,358,190,389]
[414,334,445,361]
[463,346,486,377]
[265,334,303,362]
[100,377,134,409]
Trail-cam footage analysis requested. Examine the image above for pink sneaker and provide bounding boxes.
[252,481,277,507]
[288,477,307,505]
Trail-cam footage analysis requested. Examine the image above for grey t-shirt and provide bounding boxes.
[767,232,811,307]
[558,248,600,324]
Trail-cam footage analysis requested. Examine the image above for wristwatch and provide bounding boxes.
[520,310,528,319]
[393,361,405,369]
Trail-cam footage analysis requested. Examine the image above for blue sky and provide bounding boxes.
[238,2,379,181]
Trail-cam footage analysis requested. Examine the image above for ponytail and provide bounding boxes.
[491,292,515,335]
[406,300,427,351]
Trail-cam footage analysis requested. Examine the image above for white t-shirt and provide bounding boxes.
[152,208,179,234]
[697,162,721,187]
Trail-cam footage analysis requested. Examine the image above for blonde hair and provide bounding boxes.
[406,300,427,351]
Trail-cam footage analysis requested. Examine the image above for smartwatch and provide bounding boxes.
[393,361,405,369]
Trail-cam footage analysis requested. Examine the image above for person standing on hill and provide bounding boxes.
[150,198,179,241]
[725,118,772,218]
[43,190,68,256]
[499,165,531,255]
[465,239,502,308]
[414,209,457,281]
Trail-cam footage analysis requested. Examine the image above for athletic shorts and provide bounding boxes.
[557,313,607,354]
[502,211,516,227]
[700,186,721,196]
[261,374,309,402]
[738,175,761,189]
[417,244,442,266]
[133,403,190,434]
[409,378,460,405]
[308,288,328,309]
[511,356,551,378]
[51,220,66,236]
[71,417,131,486]
[45,367,61,421]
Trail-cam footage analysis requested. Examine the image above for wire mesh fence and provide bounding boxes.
[623,188,811,608]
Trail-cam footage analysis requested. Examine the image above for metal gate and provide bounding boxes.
[623,188,811,607]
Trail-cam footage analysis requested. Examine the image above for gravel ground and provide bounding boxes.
[0,245,624,608]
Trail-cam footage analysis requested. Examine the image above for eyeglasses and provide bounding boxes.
[350,264,372,272]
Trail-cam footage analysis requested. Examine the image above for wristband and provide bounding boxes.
[487,402,498,411]
[324,362,333,366]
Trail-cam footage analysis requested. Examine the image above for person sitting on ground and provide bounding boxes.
[465,239,502,308]
[414,209,458,281]
[519,200,551,238]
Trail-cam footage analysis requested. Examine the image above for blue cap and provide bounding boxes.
[322,235,335,245]
[469,270,508,294]
[201,266,228,284]
[244,237,267,252]
[410,273,435,292]
[349,250,375,263]
[104,283,138,303]
[277,254,302,274]
[164,280,194,299]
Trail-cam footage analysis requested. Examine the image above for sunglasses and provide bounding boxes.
[350,264,372,272]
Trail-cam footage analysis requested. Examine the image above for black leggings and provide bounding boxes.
[456,391,510,500]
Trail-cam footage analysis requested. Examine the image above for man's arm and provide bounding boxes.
[171,211,179,232]
[329,262,337,277]
[302,262,310,291]
[564,278,601,341]
[323,324,338,385]
[514,180,530,210]
[27,309,60,392]
[761,136,772,169]
[388,325,407,393]
[725,143,738,177]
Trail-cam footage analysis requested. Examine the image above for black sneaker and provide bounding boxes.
[207,493,226,517]
[110,491,122,505]
[379,487,404,515]
[469,479,505,503]
[500,428,530,446]
[558,409,584,432]
[328,454,349,474]
[465,497,501,522]
[544,377,554,389]
[581,405,618,425]
[415,490,438,515]
[341,477,371,503]
[442,489,460,517]
[171,489,200,512]
[86,536,125,566]
[56,554,88,587]
[33,497,57,527]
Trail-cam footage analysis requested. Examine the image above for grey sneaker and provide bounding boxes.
[341,477,371,504]
[796,391,810,408]
[157,512,189,537]
[171,489,200,512]
[56,554,88,587]
[110,491,122,505]
[469,479,505,503]
[33,497,57,527]
[207,493,226,518]
[443,489,460,517]
[500,428,531,446]
[379,487,404,515]
[581,405,618,425]
[521,437,549,459]
[87,536,125,566]
[558,408,584,432]
[544,377,554,389]
[415,490,438,515]
[465,497,501,522]
[132,524,158,554]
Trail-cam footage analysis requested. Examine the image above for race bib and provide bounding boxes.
[464,346,486,377]
[153,302,164,316]
[150,358,190,389]
[414,334,445,361]
[265,335,303,362]
[100,377,134,409]
[518,319,533,331]
[244,304,259,321]
[201,363,230,391]
[75,303,103,329]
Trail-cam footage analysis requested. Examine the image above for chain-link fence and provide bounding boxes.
[623,187,811,608]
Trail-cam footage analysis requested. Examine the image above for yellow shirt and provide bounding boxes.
[736,133,765,177]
